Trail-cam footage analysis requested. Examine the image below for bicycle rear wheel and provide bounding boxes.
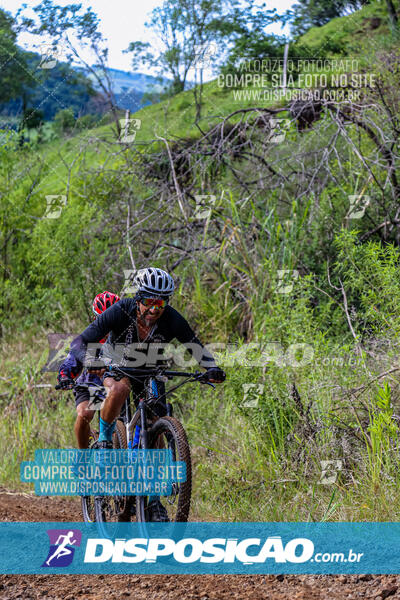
[94,420,132,526]
[136,416,192,523]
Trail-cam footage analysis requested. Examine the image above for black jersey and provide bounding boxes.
[69,298,216,370]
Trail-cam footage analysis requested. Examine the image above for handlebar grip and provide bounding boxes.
[55,381,74,390]
[196,373,207,381]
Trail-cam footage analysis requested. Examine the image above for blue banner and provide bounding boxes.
[0,522,398,574]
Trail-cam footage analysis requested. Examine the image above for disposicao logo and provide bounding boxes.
[42,529,82,567]
[84,536,314,564]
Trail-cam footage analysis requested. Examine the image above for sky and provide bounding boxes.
[0,0,295,76]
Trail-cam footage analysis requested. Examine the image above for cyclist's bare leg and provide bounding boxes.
[102,376,131,424]
[74,401,95,449]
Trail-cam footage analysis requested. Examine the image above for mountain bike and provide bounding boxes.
[93,367,215,526]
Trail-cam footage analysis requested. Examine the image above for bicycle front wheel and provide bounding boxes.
[136,416,192,523]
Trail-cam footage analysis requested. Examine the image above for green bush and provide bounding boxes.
[76,114,98,130]
[53,108,75,135]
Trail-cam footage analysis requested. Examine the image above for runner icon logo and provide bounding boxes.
[42,529,82,567]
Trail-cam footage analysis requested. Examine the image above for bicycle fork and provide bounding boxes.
[139,399,148,449]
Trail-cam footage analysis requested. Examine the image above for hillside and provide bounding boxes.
[87,67,169,112]
[298,0,397,51]
[80,2,398,142]
[0,57,167,124]
[11,0,396,185]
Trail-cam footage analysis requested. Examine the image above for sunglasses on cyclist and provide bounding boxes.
[140,297,168,309]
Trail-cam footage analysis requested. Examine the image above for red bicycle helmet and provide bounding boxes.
[92,291,120,316]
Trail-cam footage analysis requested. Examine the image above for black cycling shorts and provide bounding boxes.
[74,386,91,408]
[103,367,167,417]
[73,386,128,422]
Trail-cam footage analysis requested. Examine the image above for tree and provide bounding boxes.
[215,1,284,74]
[385,0,398,30]
[20,107,44,143]
[18,1,122,137]
[0,9,32,104]
[1,50,96,125]
[53,108,75,135]
[30,61,96,121]
[126,0,241,96]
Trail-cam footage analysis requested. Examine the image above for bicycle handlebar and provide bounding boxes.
[55,368,211,391]
[107,368,203,378]
[55,380,105,391]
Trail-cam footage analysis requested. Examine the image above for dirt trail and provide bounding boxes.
[0,491,399,600]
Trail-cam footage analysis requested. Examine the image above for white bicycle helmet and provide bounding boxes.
[134,267,175,298]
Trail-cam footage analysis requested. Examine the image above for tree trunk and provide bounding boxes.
[193,68,203,124]
[18,91,27,147]
[196,68,203,124]
[172,79,185,95]
[386,0,398,28]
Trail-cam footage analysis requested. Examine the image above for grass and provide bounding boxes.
[2,326,400,522]
[184,358,400,522]
[298,0,397,54]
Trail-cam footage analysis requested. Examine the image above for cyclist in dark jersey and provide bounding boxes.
[58,267,226,520]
